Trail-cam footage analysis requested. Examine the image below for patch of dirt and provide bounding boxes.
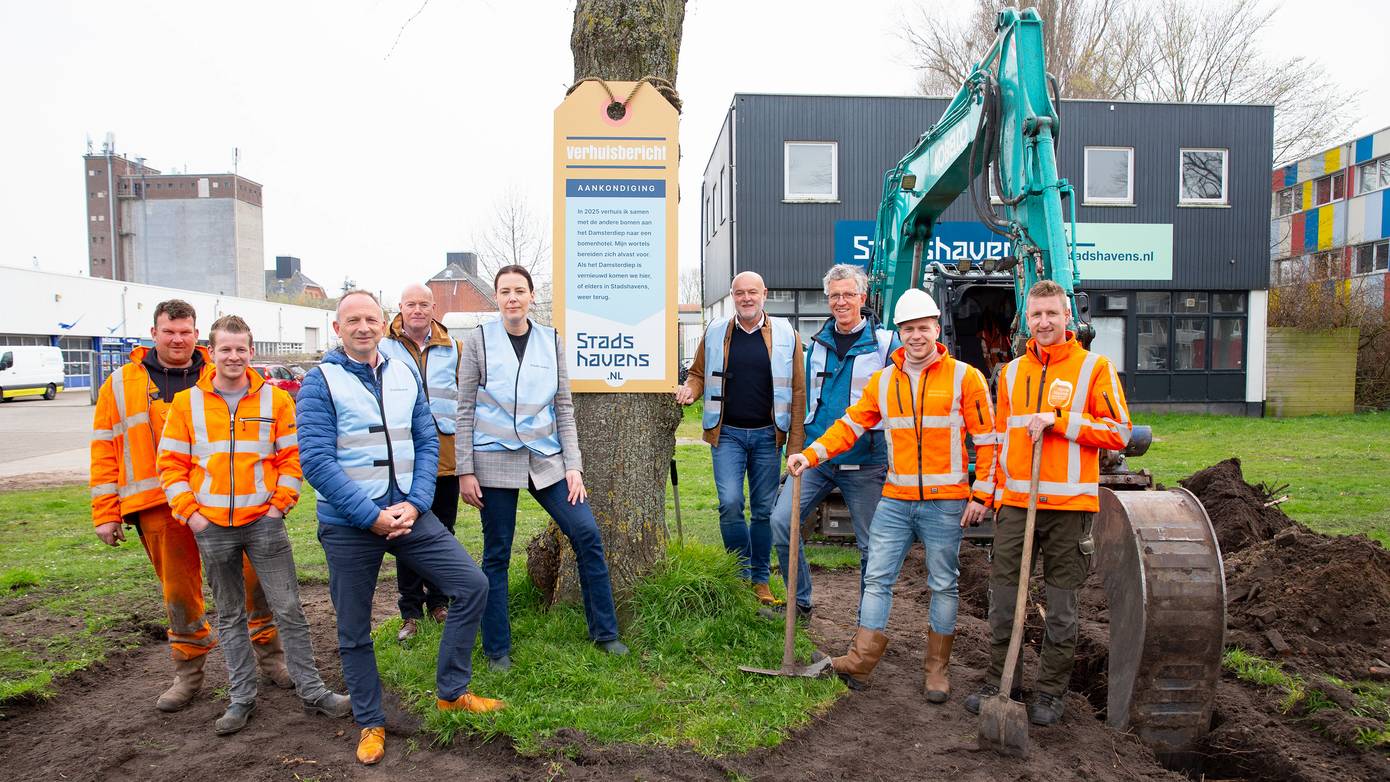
[1223,525,1390,681]
[1178,458,1295,554]
[0,471,87,492]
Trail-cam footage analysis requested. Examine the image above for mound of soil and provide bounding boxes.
[1224,525,1390,678]
[1178,458,1296,554]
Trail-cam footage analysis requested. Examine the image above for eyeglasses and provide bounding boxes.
[826,293,862,302]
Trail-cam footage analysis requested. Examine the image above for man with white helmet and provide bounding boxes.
[787,288,997,700]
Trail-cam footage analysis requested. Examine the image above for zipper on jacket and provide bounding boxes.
[902,365,928,501]
[223,392,237,524]
[1101,390,1118,420]
[975,399,985,426]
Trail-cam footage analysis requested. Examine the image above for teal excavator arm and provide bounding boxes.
[871,6,1088,341]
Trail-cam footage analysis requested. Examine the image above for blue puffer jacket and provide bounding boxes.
[803,316,899,466]
[296,348,439,529]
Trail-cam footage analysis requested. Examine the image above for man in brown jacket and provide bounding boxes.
[676,271,805,605]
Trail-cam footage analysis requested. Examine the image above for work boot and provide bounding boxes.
[922,631,956,704]
[757,603,812,623]
[253,637,293,689]
[752,582,783,606]
[963,683,1023,715]
[397,618,418,643]
[214,701,257,735]
[357,727,386,765]
[830,627,889,690]
[487,655,513,672]
[429,605,449,624]
[437,691,506,713]
[156,654,206,712]
[597,639,629,656]
[1029,691,1066,726]
[302,691,352,718]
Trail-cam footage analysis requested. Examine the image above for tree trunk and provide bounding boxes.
[527,0,687,606]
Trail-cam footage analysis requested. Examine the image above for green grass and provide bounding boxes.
[376,542,842,756]
[1132,411,1390,545]
[1223,648,1390,749]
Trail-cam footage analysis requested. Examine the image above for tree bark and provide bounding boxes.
[528,0,687,606]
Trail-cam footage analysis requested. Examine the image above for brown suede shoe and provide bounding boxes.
[437,691,506,713]
[156,654,206,712]
[397,618,418,643]
[252,638,293,689]
[831,627,889,690]
[429,605,449,624]
[356,727,386,765]
[752,582,783,606]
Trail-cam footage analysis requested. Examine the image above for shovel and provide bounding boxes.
[670,458,684,546]
[978,435,1044,757]
[740,472,832,678]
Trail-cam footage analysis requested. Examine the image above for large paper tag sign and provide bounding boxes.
[552,81,679,392]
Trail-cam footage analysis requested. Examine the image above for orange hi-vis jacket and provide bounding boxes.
[91,346,214,527]
[156,367,302,526]
[801,344,998,504]
[994,332,1132,513]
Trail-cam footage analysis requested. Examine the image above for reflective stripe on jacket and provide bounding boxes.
[994,332,1132,512]
[474,318,562,457]
[156,368,301,526]
[90,345,213,526]
[379,333,461,436]
[701,315,797,433]
[320,358,419,500]
[802,344,996,503]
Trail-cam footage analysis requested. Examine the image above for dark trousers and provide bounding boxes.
[987,505,1091,696]
[318,511,487,728]
[478,478,620,660]
[397,474,461,619]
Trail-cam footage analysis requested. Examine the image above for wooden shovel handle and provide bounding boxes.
[781,472,803,671]
[999,436,1043,695]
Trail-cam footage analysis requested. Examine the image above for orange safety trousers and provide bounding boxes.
[135,506,278,660]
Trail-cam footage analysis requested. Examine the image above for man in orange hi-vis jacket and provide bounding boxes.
[963,279,1132,728]
[90,299,286,713]
[158,315,350,736]
[788,288,996,702]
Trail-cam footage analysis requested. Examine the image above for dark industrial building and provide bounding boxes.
[700,94,1274,413]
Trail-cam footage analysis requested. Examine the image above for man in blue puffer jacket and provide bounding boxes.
[297,290,500,767]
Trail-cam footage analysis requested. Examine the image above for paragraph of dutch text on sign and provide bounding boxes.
[566,179,664,304]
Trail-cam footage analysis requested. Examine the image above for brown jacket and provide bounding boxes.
[385,315,461,476]
[684,314,805,454]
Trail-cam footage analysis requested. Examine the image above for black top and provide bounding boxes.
[141,349,206,403]
[508,324,531,361]
[831,322,862,360]
[721,324,774,429]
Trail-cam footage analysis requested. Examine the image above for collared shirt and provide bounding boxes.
[734,313,766,334]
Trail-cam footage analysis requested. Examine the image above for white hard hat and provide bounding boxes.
[893,288,941,326]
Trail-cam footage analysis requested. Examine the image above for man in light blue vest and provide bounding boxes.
[379,283,464,643]
[297,290,501,766]
[676,271,805,605]
[768,264,897,619]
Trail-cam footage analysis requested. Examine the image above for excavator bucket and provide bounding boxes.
[1094,487,1225,771]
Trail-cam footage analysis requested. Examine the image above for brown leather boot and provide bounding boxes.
[830,627,888,690]
[923,630,955,703]
[253,637,294,689]
[156,654,206,712]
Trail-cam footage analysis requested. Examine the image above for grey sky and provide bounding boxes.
[1,0,1385,300]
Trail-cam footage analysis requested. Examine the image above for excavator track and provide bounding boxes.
[1094,487,1225,770]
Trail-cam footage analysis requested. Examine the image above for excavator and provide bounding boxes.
[858,6,1224,768]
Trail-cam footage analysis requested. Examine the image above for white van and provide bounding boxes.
[0,346,66,401]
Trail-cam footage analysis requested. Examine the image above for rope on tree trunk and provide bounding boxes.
[568,75,682,113]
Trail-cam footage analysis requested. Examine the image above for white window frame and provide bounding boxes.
[1179,148,1229,205]
[783,141,838,202]
[1083,146,1134,205]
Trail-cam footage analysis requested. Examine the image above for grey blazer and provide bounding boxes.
[455,323,583,490]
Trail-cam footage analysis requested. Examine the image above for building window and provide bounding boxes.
[1311,251,1339,280]
[1179,148,1228,204]
[1276,188,1294,216]
[1174,317,1208,369]
[783,141,837,201]
[1211,318,1244,370]
[1136,291,1170,314]
[1356,156,1390,196]
[764,289,796,315]
[1137,318,1169,370]
[1084,147,1133,204]
[1354,240,1390,275]
[1137,291,1245,373]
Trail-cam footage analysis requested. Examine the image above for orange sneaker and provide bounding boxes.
[356,727,386,765]
[436,691,506,713]
[753,582,784,606]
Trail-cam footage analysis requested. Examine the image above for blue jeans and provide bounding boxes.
[711,424,780,583]
[859,497,966,635]
[770,462,887,609]
[318,512,487,728]
[478,478,620,660]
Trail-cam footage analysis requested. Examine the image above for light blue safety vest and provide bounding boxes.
[804,325,895,429]
[379,336,461,435]
[701,316,796,433]
[473,319,562,457]
[320,359,418,499]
